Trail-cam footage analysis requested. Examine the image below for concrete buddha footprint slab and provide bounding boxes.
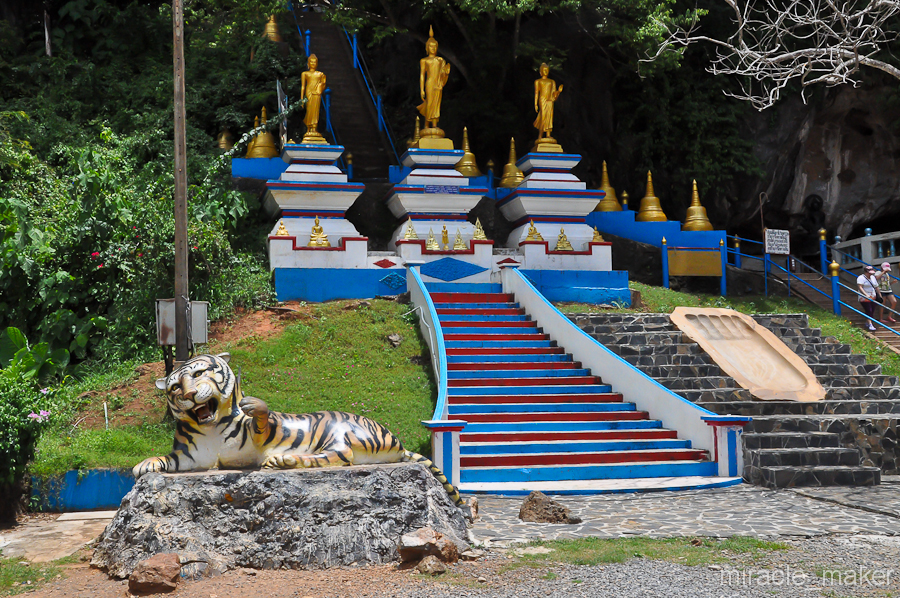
[670,307,825,402]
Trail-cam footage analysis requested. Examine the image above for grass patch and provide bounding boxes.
[555,281,900,377]
[510,536,788,569]
[0,555,72,596]
[31,298,435,474]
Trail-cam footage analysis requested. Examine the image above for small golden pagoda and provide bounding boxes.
[594,161,622,212]
[554,228,574,251]
[525,221,544,242]
[473,218,487,240]
[635,171,667,222]
[499,138,524,188]
[621,190,630,210]
[454,127,482,177]
[407,117,421,148]
[264,15,283,42]
[453,230,467,250]
[307,216,331,247]
[245,116,260,157]
[247,108,279,158]
[426,229,439,251]
[217,128,235,151]
[682,180,714,231]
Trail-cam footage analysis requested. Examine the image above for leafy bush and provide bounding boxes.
[0,328,59,523]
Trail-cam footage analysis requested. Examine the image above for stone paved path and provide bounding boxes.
[470,477,900,546]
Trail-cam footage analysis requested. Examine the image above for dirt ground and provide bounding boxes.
[24,549,509,598]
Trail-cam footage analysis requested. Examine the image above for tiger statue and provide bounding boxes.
[133,353,464,506]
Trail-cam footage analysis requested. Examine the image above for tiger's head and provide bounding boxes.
[155,353,237,426]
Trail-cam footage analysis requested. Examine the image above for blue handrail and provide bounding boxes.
[342,29,401,164]
[829,244,900,285]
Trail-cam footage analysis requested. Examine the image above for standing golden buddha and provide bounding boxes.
[533,63,563,153]
[417,27,453,149]
[300,54,327,144]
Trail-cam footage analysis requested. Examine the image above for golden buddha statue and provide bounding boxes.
[441,225,450,250]
[301,55,327,144]
[591,226,604,243]
[426,229,439,251]
[554,228,574,251]
[417,27,452,149]
[308,216,331,247]
[473,218,487,240]
[403,220,418,240]
[453,229,467,250]
[275,220,290,236]
[525,221,544,242]
[533,63,563,153]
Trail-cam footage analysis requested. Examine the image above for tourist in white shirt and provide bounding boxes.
[857,265,881,331]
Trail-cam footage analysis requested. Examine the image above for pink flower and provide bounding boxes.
[91,252,99,258]
[98,264,104,269]
[138,253,143,257]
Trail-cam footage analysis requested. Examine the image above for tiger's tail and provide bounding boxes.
[402,450,465,507]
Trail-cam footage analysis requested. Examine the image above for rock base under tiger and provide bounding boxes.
[91,462,470,578]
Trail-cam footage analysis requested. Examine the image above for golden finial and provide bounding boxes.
[554,228,574,251]
[453,229,467,250]
[426,228,439,251]
[308,216,331,247]
[275,220,289,236]
[346,153,353,165]
[819,228,827,241]
[264,15,283,42]
[473,218,487,241]
[635,171,667,222]
[621,190,629,210]
[248,108,278,158]
[499,138,524,188]
[829,260,840,277]
[595,161,622,212]
[682,179,713,231]
[454,127,482,177]
[591,226,604,243]
[441,225,450,250]
[486,159,495,176]
[428,25,436,42]
[403,220,418,240]
[661,236,667,245]
[525,221,544,242]
[408,116,421,148]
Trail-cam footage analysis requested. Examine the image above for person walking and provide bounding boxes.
[879,262,897,324]
[857,265,881,331]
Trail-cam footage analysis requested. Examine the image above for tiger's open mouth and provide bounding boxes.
[191,399,218,424]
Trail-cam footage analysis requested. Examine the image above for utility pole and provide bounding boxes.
[173,0,190,363]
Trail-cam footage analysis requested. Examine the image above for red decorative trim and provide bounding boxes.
[497,258,521,265]
[395,239,493,255]
[517,240,611,255]
[267,235,369,251]
[703,419,750,427]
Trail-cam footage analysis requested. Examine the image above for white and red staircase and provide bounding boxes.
[429,282,729,494]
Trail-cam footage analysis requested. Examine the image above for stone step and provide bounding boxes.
[621,354,714,367]
[747,465,881,488]
[566,314,674,326]
[661,374,897,391]
[635,364,724,378]
[744,414,898,434]
[697,399,900,417]
[742,432,841,450]
[747,447,861,468]
[681,386,900,404]
[602,343,706,357]
[751,314,811,328]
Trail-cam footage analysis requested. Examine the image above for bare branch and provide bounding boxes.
[644,0,900,109]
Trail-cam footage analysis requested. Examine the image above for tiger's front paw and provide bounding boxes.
[262,454,307,469]
[133,457,167,478]
[239,396,269,417]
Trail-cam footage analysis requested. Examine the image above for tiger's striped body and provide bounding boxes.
[133,354,463,505]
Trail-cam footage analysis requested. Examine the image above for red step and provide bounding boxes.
[446,347,565,355]
[448,361,580,370]
[448,393,623,404]
[459,411,650,423]
[460,449,707,468]
[444,333,548,341]
[429,293,513,303]
[441,321,537,328]
[436,308,525,315]
[448,376,601,387]
[460,429,679,443]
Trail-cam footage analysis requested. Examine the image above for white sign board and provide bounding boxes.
[764,229,790,255]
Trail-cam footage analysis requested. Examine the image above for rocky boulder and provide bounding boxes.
[91,463,469,578]
[518,491,582,524]
[128,553,181,594]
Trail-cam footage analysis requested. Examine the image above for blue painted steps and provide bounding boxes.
[426,282,715,489]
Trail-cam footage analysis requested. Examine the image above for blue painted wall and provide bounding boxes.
[232,157,289,181]
[274,268,408,301]
[32,469,134,511]
[587,211,725,249]
[521,270,631,306]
